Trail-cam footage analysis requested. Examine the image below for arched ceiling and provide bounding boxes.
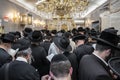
[9,0,108,20]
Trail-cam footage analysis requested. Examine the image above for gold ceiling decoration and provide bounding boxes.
[36,0,89,17]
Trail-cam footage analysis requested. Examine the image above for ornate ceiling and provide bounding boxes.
[9,0,108,20]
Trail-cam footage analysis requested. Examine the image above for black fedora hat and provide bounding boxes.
[90,29,97,36]
[53,36,72,52]
[1,33,15,43]
[29,30,43,42]
[23,27,32,36]
[108,57,120,77]
[72,33,86,42]
[78,27,85,32]
[95,28,120,50]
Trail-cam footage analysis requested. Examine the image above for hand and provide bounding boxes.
[110,70,118,79]
[41,75,51,80]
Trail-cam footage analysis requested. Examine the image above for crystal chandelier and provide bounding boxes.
[36,0,89,17]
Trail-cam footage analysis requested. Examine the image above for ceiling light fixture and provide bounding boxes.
[35,0,46,5]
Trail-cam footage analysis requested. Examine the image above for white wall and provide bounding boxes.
[100,0,120,34]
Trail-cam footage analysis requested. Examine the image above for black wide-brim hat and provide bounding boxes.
[72,34,86,42]
[95,28,120,50]
[78,27,85,32]
[108,57,120,77]
[23,27,32,35]
[1,33,15,43]
[29,30,43,42]
[53,36,72,52]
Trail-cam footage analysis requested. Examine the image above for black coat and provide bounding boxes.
[0,60,40,80]
[78,54,113,80]
[0,48,12,67]
[40,41,51,54]
[31,44,50,78]
[63,52,78,80]
[74,44,94,63]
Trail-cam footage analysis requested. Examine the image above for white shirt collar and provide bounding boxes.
[16,57,28,63]
[93,51,108,66]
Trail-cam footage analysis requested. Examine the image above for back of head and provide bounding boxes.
[50,54,71,78]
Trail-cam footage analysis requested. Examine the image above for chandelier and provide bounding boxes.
[36,0,89,17]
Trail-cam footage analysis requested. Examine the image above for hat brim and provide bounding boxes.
[94,37,120,50]
[72,35,86,42]
[29,36,42,42]
[108,57,120,77]
[53,37,72,52]
[2,39,13,43]
[3,37,14,43]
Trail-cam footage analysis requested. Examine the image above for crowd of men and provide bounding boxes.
[0,26,120,80]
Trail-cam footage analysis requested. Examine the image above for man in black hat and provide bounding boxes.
[63,32,76,53]
[48,36,78,80]
[87,29,98,49]
[0,46,40,80]
[30,30,50,79]
[12,27,32,50]
[77,27,86,35]
[40,32,52,54]
[78,28,120,80]
[73,33,94,63]
[0,33,14,67]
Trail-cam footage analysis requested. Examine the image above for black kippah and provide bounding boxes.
[51,54,68,63]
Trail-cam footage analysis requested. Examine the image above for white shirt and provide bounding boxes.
[16,57,28,63]
[93,51,108,66]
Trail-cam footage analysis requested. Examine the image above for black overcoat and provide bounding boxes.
[0,60,40,80]
[40,41,51,54]
[30,44,50,78]
[0,48,12,67]
[74,44,94,63]
[63,52,78,80]
[78,54,113,80]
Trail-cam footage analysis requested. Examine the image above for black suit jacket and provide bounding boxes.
[63,52,78,80]
[31,44,50,78]
[40,41,51,54]
[0,60,40,80]
[0,48,12,67]
[74,44,94,63]
[78,54,113,80]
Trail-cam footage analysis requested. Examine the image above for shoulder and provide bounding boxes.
[0,49,11,58]
[10,61,37,71]
[80,55,111,76]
